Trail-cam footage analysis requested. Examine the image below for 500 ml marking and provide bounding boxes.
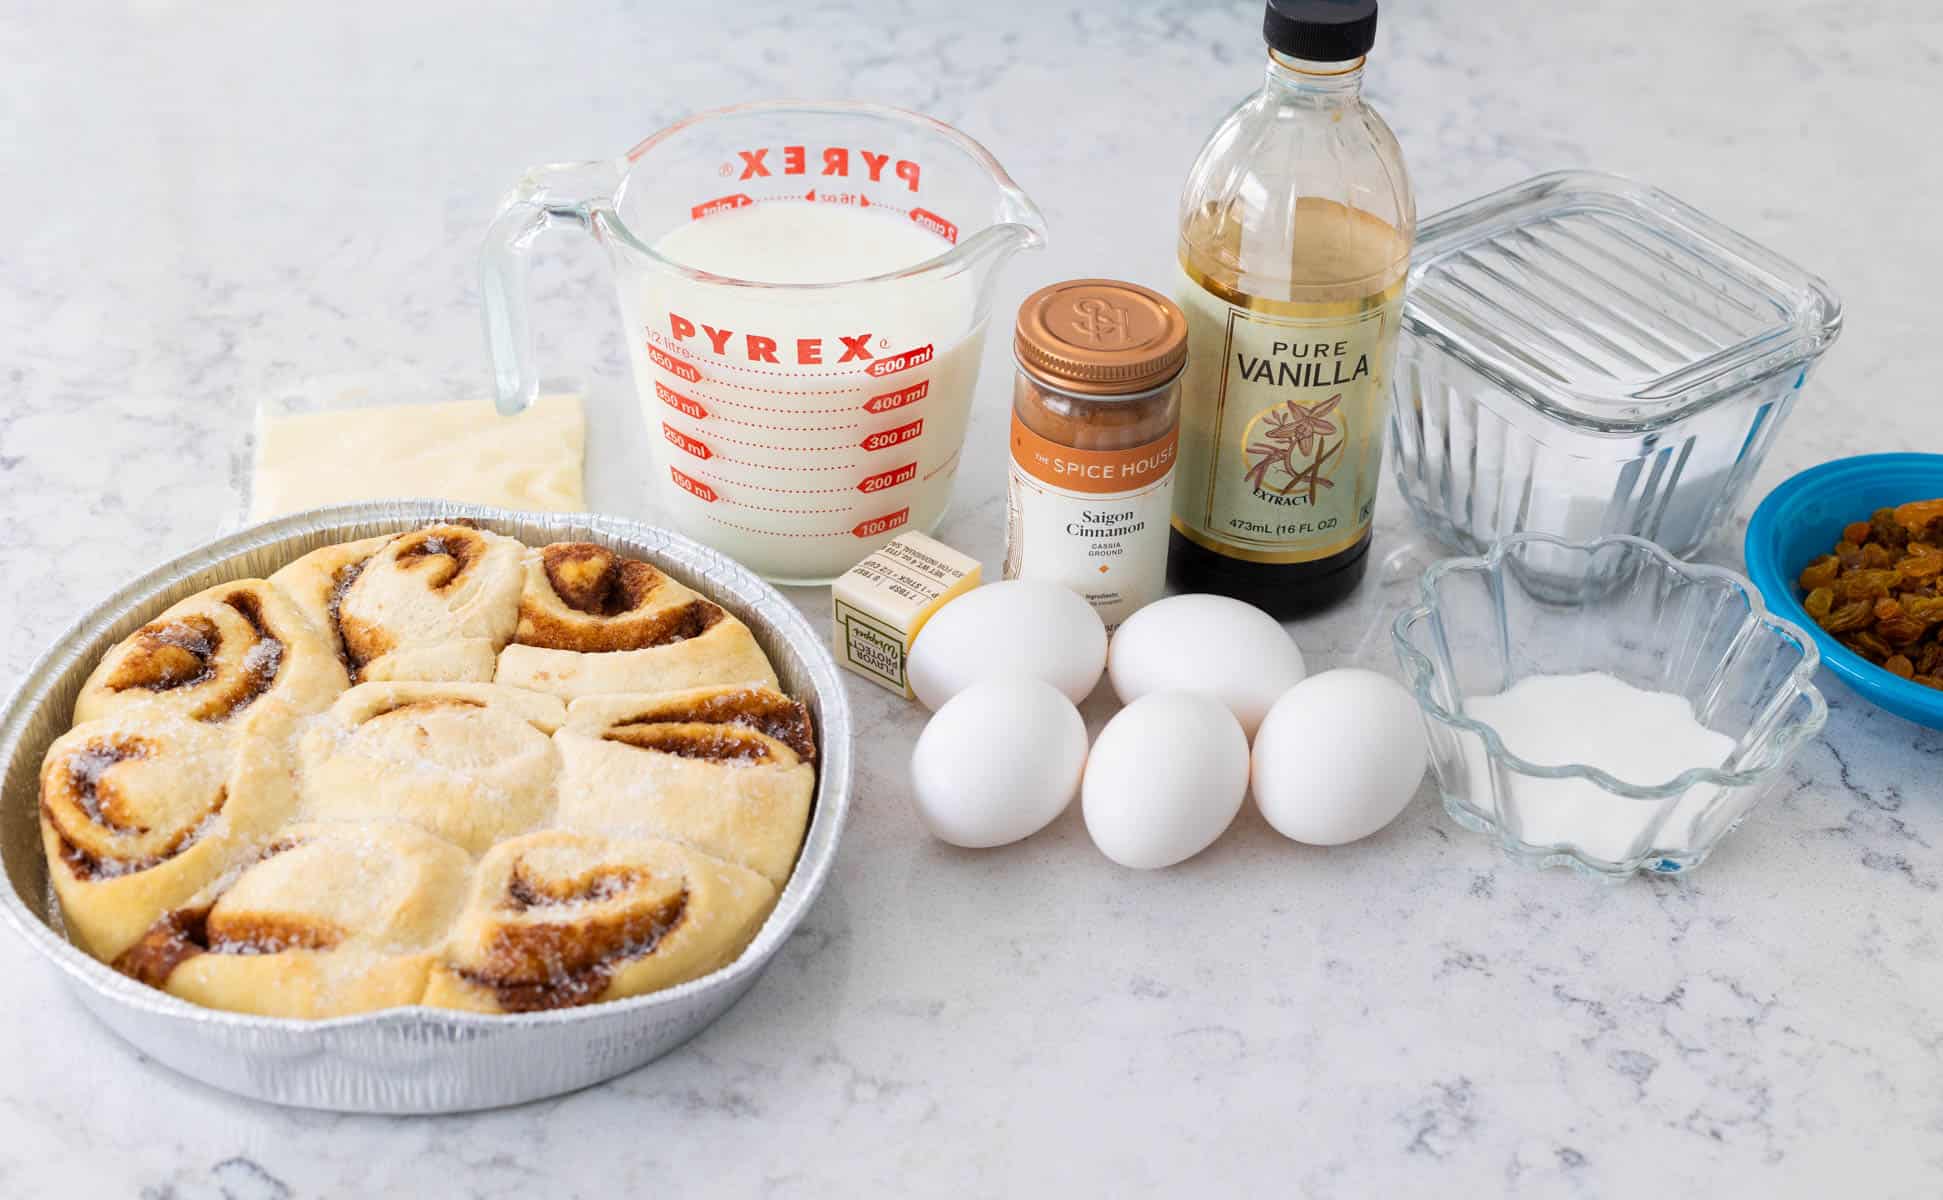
[869,345,934,378]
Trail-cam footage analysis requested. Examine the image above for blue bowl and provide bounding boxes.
[1744,453,1943,729]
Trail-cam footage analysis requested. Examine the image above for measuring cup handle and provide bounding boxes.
[479,161,616,416]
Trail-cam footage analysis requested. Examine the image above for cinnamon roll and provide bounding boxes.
[422,830,775,1013]
[298,682,566,854]
[554,686,815,885]
[279,524,525,683]
[42,526,822,1020]
[39,710,298,961]
[493,542,776,701]
[72,580,348,728]
[114,822,472,1018]
[266,533,394,672]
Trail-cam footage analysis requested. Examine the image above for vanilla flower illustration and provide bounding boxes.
[1243,394,1344,495]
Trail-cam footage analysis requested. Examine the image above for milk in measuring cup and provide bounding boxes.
[623,201,984,583]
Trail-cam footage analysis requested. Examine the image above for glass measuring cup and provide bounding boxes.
[482,101,1047,583]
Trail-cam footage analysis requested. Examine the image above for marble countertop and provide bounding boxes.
[5,0,1941,1193]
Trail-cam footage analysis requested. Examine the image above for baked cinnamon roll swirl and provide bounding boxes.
[114,822,472,1018]
[73,580,348,727]
[298,682,566,854]
[266,533,394,673]
[39,710,299,960]
[277,525,525,683]
[422,830,775,1013]
[555,686,815,885]
[493,542,776,700]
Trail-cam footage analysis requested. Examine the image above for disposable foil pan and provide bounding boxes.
[0,501,853,1113]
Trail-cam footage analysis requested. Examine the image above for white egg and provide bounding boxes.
[909,580,1107,711]
[1251,668,1428,846]
[910,678,1088,849]
[1107,593,1306,737]
[1082,691,1249,869]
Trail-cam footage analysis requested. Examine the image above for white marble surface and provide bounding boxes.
[4,0,1942,1193]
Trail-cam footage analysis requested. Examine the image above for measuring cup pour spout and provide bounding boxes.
[481,102,1047,582]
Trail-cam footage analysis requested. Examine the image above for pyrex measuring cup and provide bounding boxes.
[482,101,1046,583]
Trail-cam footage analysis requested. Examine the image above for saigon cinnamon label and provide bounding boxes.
[1004,412,1178,631]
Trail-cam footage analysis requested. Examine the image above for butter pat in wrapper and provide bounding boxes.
[832,534,982,697]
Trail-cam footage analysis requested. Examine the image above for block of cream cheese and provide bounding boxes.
[251,393,585,520]
[832,533,981,697]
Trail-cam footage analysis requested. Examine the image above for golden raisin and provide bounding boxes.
[1836,569,1903,601]
[1822,599,1874,633]
[1901,551,1943,580]
[1799,555,1841,590]
[1849,631,1893,660]
[1895,499,1943,530]
[1801,499,1943,683]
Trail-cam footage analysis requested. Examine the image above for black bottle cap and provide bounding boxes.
[1263,0,1379,61]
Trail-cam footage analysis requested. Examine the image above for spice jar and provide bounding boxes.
[1006,279,1187,631]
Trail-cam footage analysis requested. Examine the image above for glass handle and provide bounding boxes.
[480,198,586,416]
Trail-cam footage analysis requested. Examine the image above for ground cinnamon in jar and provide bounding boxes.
[1006,279,1186,631]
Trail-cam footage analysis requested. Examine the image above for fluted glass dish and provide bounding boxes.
[1387,172,1842,583]
[1392,533,1826,880]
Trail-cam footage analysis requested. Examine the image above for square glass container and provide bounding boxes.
[1388,171,1842,570]
[1392,534,1826,880]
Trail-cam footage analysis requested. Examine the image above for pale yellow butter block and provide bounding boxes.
[832,533,982,698]
[251,393,585,520]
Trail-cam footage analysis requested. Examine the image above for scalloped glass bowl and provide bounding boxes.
[1393,534,1827,879]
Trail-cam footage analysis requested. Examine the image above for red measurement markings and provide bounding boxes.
[864,380,928,413]
[854,508,910,539]
[655,381,709,420]
[648,344,703,383]
[663,423,711,459]
[861,420,923,453]
[867,345,934,379]
[669,467,717,502]
[691,194,753,219]
[858,462,918,493]
[909,208,958,244]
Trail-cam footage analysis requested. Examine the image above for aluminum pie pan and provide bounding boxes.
[0,500,853,1113]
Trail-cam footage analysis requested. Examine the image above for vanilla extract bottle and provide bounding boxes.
[1169,0,1414,617]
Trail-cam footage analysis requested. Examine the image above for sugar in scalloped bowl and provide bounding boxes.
[1744,453,1943,729]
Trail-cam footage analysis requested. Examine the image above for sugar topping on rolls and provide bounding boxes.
[39,522,815,1019]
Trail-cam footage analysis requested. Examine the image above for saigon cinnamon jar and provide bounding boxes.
[1006,279,1186,632]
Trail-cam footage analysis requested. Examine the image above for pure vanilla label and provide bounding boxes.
[1171,270,1403,565]
[1004,414,1177,631]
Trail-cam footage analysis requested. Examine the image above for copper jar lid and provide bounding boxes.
[1014,278,1189,395]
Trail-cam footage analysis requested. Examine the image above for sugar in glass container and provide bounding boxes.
[1387,171,1842,580]
[1393,533,1827,880]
